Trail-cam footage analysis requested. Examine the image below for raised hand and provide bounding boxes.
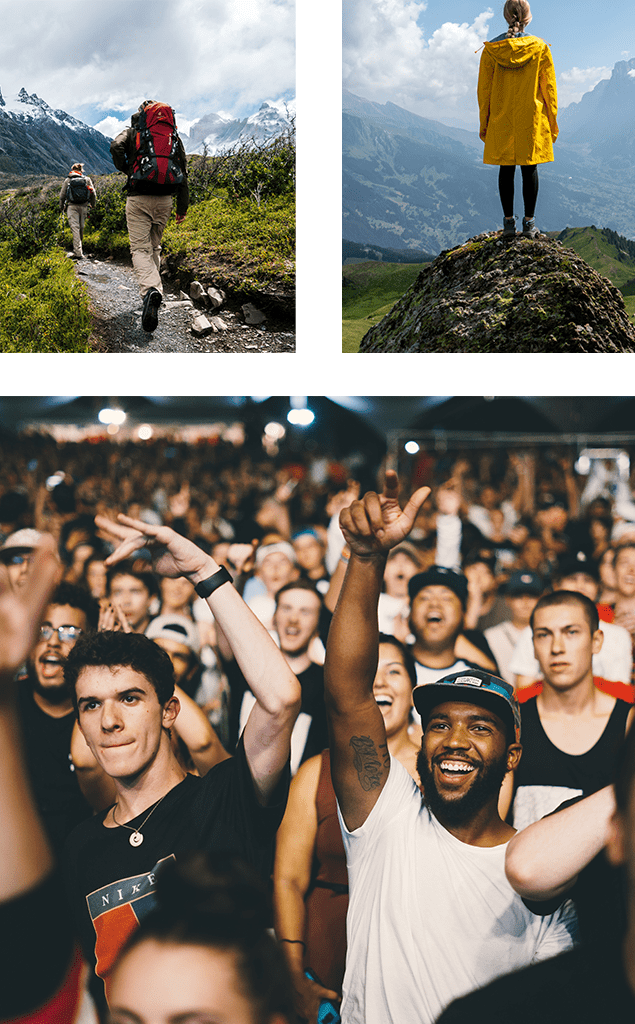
[98,598,132,633]
[0,537,61,682]
[339,470,430,558]
[436,478,462,516]
[95,514,214,583]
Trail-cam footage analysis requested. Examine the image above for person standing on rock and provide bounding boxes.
[110,100,189,333]
[478,1,558,239]
[59,162,96,260]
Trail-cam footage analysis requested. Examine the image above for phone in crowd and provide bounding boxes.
[304,970,341,1024]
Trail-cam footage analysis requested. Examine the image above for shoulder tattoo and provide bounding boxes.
[350,735,388,791]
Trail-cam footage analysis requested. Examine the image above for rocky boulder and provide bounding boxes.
[359,232,635,352]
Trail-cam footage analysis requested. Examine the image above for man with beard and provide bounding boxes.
[324,473,577,1024]
[407,565,497,688]
[18,581,101,855]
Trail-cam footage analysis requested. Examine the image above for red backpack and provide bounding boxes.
[130,103,185,188]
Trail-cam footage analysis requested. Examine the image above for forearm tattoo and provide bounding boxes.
[350,735,388,790]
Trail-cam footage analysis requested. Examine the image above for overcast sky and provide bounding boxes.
[343,0,635,127]
[0,0,295,132]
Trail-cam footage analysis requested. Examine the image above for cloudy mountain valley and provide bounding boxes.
[343,57,635,257]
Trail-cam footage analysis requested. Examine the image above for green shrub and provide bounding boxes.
[0,188,61,257]
[0,243,93,351]
[186,125,295,206]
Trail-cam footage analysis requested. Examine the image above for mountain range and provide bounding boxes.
[95,100,294,155]
[343,57,635,256]
[0,88,294,181]
[181,101,294,155]
[0,87,112,176]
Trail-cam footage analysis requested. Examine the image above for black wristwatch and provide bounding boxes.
[194,565,233,598]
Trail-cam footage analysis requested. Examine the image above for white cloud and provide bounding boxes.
[558,65,612,107]
[0,0,295,123]
[92,116,127,140]
[343,1,494,125]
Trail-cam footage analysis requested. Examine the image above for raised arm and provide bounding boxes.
[325,472,430,831]
[505,786,615,902]
[96,514,301,804]
[0,538,60,901]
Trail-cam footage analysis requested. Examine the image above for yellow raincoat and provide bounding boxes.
[478,35,558,165]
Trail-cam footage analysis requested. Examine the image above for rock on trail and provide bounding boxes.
[75,256,295,352]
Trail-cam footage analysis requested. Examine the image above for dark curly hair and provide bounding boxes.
[64,630,175,709]
[48,581,100,631]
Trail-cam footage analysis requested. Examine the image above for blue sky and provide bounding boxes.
[0,0,295,133]
[343,0,635,126]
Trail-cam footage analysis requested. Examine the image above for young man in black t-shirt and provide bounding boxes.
[18,581,101,856]
[509,590,634,829]
[64,514,301,1006]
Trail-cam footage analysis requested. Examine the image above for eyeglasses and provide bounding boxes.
[1,552,33,566]
[39,625,83,644]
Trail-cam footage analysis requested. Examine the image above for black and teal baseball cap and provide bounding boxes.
[413,667,521,743]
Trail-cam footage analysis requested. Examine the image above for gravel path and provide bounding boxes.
[75,255,295,352]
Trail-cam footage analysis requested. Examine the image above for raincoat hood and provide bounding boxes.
[483,35,546,70]
[478,33,558,166]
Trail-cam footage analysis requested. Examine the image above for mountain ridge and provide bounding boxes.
[0,86,112,176]
[344,62,635,255]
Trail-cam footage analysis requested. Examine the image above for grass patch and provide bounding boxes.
[622,295,635,325]
[161,190,294,291]
[342,261,426,352]
[0,243,92,351]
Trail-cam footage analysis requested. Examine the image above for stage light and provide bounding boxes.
[264,421,286,440]
[287,408,314,426]
[405,441,420,454]
[98,408,126,426]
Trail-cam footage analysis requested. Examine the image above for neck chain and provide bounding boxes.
[112,792,168,847]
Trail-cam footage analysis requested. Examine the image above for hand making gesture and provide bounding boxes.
[339,469,430,558]
[95,513,216,584]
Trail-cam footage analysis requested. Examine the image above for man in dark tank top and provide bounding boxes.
[509,590,634,829]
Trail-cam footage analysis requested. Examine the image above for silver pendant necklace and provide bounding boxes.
[112,792,167,847]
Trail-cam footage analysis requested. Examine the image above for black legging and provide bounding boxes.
[498,165,539,219]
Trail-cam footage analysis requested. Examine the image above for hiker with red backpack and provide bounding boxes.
[59,162,96,260]
[110,99,189,333]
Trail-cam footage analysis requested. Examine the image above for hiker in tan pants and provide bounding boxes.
[110,100,189,332]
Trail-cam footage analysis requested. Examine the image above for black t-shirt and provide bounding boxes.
[435,942,635,1022]
[64,737,288,1001]
[227,661,328,766]
[18,682,93,856]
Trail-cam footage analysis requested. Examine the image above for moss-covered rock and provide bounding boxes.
[359,232,635,352]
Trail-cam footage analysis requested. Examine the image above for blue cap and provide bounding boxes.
[413,667,521,743]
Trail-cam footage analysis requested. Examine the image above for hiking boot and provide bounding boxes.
[522,217,539,238]
[141,287,162,332]
[502,216,516,237]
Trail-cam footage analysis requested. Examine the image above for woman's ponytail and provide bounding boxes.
[503,0,532,37]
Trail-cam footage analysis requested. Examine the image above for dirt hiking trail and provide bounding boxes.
[75,255,295,352]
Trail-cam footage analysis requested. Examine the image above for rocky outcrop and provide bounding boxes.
[359,232,635,352]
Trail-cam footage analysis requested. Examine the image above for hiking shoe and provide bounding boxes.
[502,216,516,237]
[141,287,162,332]
[522,217,539,238]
